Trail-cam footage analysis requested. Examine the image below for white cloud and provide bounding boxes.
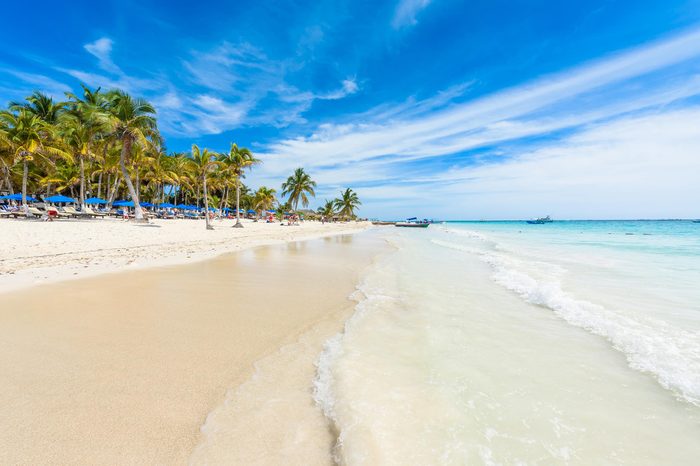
[392,0,432,29]
[250,27,700,218]
[178,41,360,133]
[0,69,71,99]
[84,38,121,74]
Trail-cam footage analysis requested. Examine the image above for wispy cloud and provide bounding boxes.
[0,69,71,99]
[392,0,432,29]
[84,38,121,74]
[179,40,359,133]
[250,27,700,216]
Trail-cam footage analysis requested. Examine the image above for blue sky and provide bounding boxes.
[2,0,700,219]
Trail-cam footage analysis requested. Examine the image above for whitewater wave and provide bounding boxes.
[431,237,700,406]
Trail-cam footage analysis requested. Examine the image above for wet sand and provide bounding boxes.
[0,230,387,465]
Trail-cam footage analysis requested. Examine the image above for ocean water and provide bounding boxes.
[315,221,700,465]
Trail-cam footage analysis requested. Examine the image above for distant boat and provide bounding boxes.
[527,216,553,224]
[396,217,431,228]
[693,220,700,223]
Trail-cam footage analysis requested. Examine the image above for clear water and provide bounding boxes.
[316,221,700,465]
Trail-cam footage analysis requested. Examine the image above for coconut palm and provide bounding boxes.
[253,186,277,218]
[317,199,336,219]
[10,91,63,124]
[334,188,361,219]
[281,167,316,213]
[219,143,259,227]
[63,85,108,207]
[103,90,157,221]
[189,144,219,230]
[0,109,69,207]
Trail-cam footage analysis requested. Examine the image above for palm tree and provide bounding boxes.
[63,85,107,208]
[220,143,259,227]
[0,110,69,208]
[334,188,361,219]
[281,168,316,213]
[253,186,277,218]
[103,90,157,222]
[189,144,219,230]
[317,199,336,219]
[10,91,63,124]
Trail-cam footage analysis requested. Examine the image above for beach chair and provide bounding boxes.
[84,206,107,218]
[60,206,83,218]
[47,207,70,218]
[28,207,47,218]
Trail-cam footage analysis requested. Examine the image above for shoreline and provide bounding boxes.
[0,226,388,465]
[0,218,371,295]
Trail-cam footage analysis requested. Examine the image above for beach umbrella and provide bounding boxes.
[113,200,135,207]
[84,197,108,205]
[267,210,275,214]
[44,194,76,203]
[140,202,154,208]
[247,209,256,214]
[158,202,175,208]
[175,203,189,209]
[0,193,38,202]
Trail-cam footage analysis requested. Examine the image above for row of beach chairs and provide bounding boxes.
[0,205,107,219]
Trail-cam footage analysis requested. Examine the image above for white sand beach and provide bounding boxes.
[0,220,386,465]
[0,218,370,293]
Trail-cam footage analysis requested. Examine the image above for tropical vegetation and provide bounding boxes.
[0,85,363,226]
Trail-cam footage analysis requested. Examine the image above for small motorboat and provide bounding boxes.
[395,222,430,228]
[527,215,553,224]
[396,217,431,228]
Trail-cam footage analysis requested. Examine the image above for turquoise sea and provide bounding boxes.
[316,220,700,464]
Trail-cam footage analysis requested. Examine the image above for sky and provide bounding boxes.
[1,0,700,219]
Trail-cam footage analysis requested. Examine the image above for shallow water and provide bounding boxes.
[317,221,700,465]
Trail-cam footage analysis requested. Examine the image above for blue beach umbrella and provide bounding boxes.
[140,202,154,208]
[158,202,175,208]
[84,197,108,205]
[113,200,135,207]
[0,193,38,202]
[44,194,76,203]
[247,209,256,214]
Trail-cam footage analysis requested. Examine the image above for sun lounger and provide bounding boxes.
[83,206,107,217]
[28,207,47,218]
[60,206,83,218]
[46,207,70,218]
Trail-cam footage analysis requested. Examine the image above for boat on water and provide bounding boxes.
[396,217,431,228]
[527,215,553,224]
[693,220,700,223]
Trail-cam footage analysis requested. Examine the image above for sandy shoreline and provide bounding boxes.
[0,225,387,465]
[0,217,370,294]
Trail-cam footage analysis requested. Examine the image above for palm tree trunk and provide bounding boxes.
[79,156,86,208]
[234,178,243,227]
[203,175,213,230]
[107,175,119,206]
[97,172,103,199]
[1,159,13,194]
[21,156,28,210]
[120,136,145,221]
